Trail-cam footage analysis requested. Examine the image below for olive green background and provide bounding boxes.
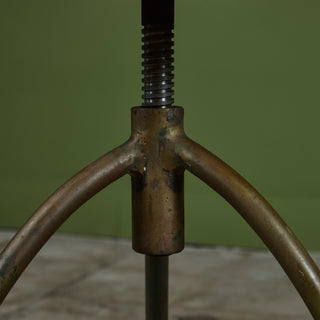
[1,0,320,249]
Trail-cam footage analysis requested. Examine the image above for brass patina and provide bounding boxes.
[1,0,320,319]
[131,107,185,256]
[1,106,320,318]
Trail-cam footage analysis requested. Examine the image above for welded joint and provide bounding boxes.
[128,106,186,256]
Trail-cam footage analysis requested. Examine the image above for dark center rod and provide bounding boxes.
[142,0,175,108]
[142,1,173,319]
[145,255,169,320]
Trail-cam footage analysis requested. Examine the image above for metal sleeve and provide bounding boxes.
[176,137,320,319]
[0,140,136,304]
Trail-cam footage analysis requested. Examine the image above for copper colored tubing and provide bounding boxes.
[176,137,320,319]
[0,140,136,304]
[1,108,320,319]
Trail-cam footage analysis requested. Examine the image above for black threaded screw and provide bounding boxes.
[141,0,174,108]
[142,25,174,108]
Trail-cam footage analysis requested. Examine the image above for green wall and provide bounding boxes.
[1,0,320,249]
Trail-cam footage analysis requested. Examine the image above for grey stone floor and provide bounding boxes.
[0,229,319,320]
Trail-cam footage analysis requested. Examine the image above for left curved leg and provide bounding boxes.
[0,140,136,304]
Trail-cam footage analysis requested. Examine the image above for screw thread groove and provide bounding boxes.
[142,25,174,108]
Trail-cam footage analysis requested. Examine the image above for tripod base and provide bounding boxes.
[1,107,320,318]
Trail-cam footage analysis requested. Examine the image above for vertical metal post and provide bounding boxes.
[141,2,174,319]
[145,255,169,320]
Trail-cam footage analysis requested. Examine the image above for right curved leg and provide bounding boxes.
[0,139,136,304]
[176,137,320,319]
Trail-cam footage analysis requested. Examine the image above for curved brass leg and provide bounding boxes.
[0,140,136,304]
[176,137,320,319]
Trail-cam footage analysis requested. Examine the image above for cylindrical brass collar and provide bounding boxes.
[130,107,185,256]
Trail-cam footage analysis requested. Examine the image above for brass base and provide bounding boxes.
[1,107,320,318]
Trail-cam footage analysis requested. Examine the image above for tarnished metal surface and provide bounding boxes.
[131,107,185,255]
[2,0,319,317]
[0,106,320,319]
[145,255,169,320]
[0,140,136,304]
[176,137,320,319]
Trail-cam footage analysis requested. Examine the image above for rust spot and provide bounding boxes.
[151,180,158,189]
[28,229,37,236]
[172,231,181,242]
[163,169,183,194]
[158,127,168,156]
[158,127,168,139]
[0,255,19,286]
[167,109,175,122]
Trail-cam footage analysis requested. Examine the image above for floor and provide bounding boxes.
[0,229,319,320]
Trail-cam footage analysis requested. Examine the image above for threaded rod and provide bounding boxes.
[141,0,175,108]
